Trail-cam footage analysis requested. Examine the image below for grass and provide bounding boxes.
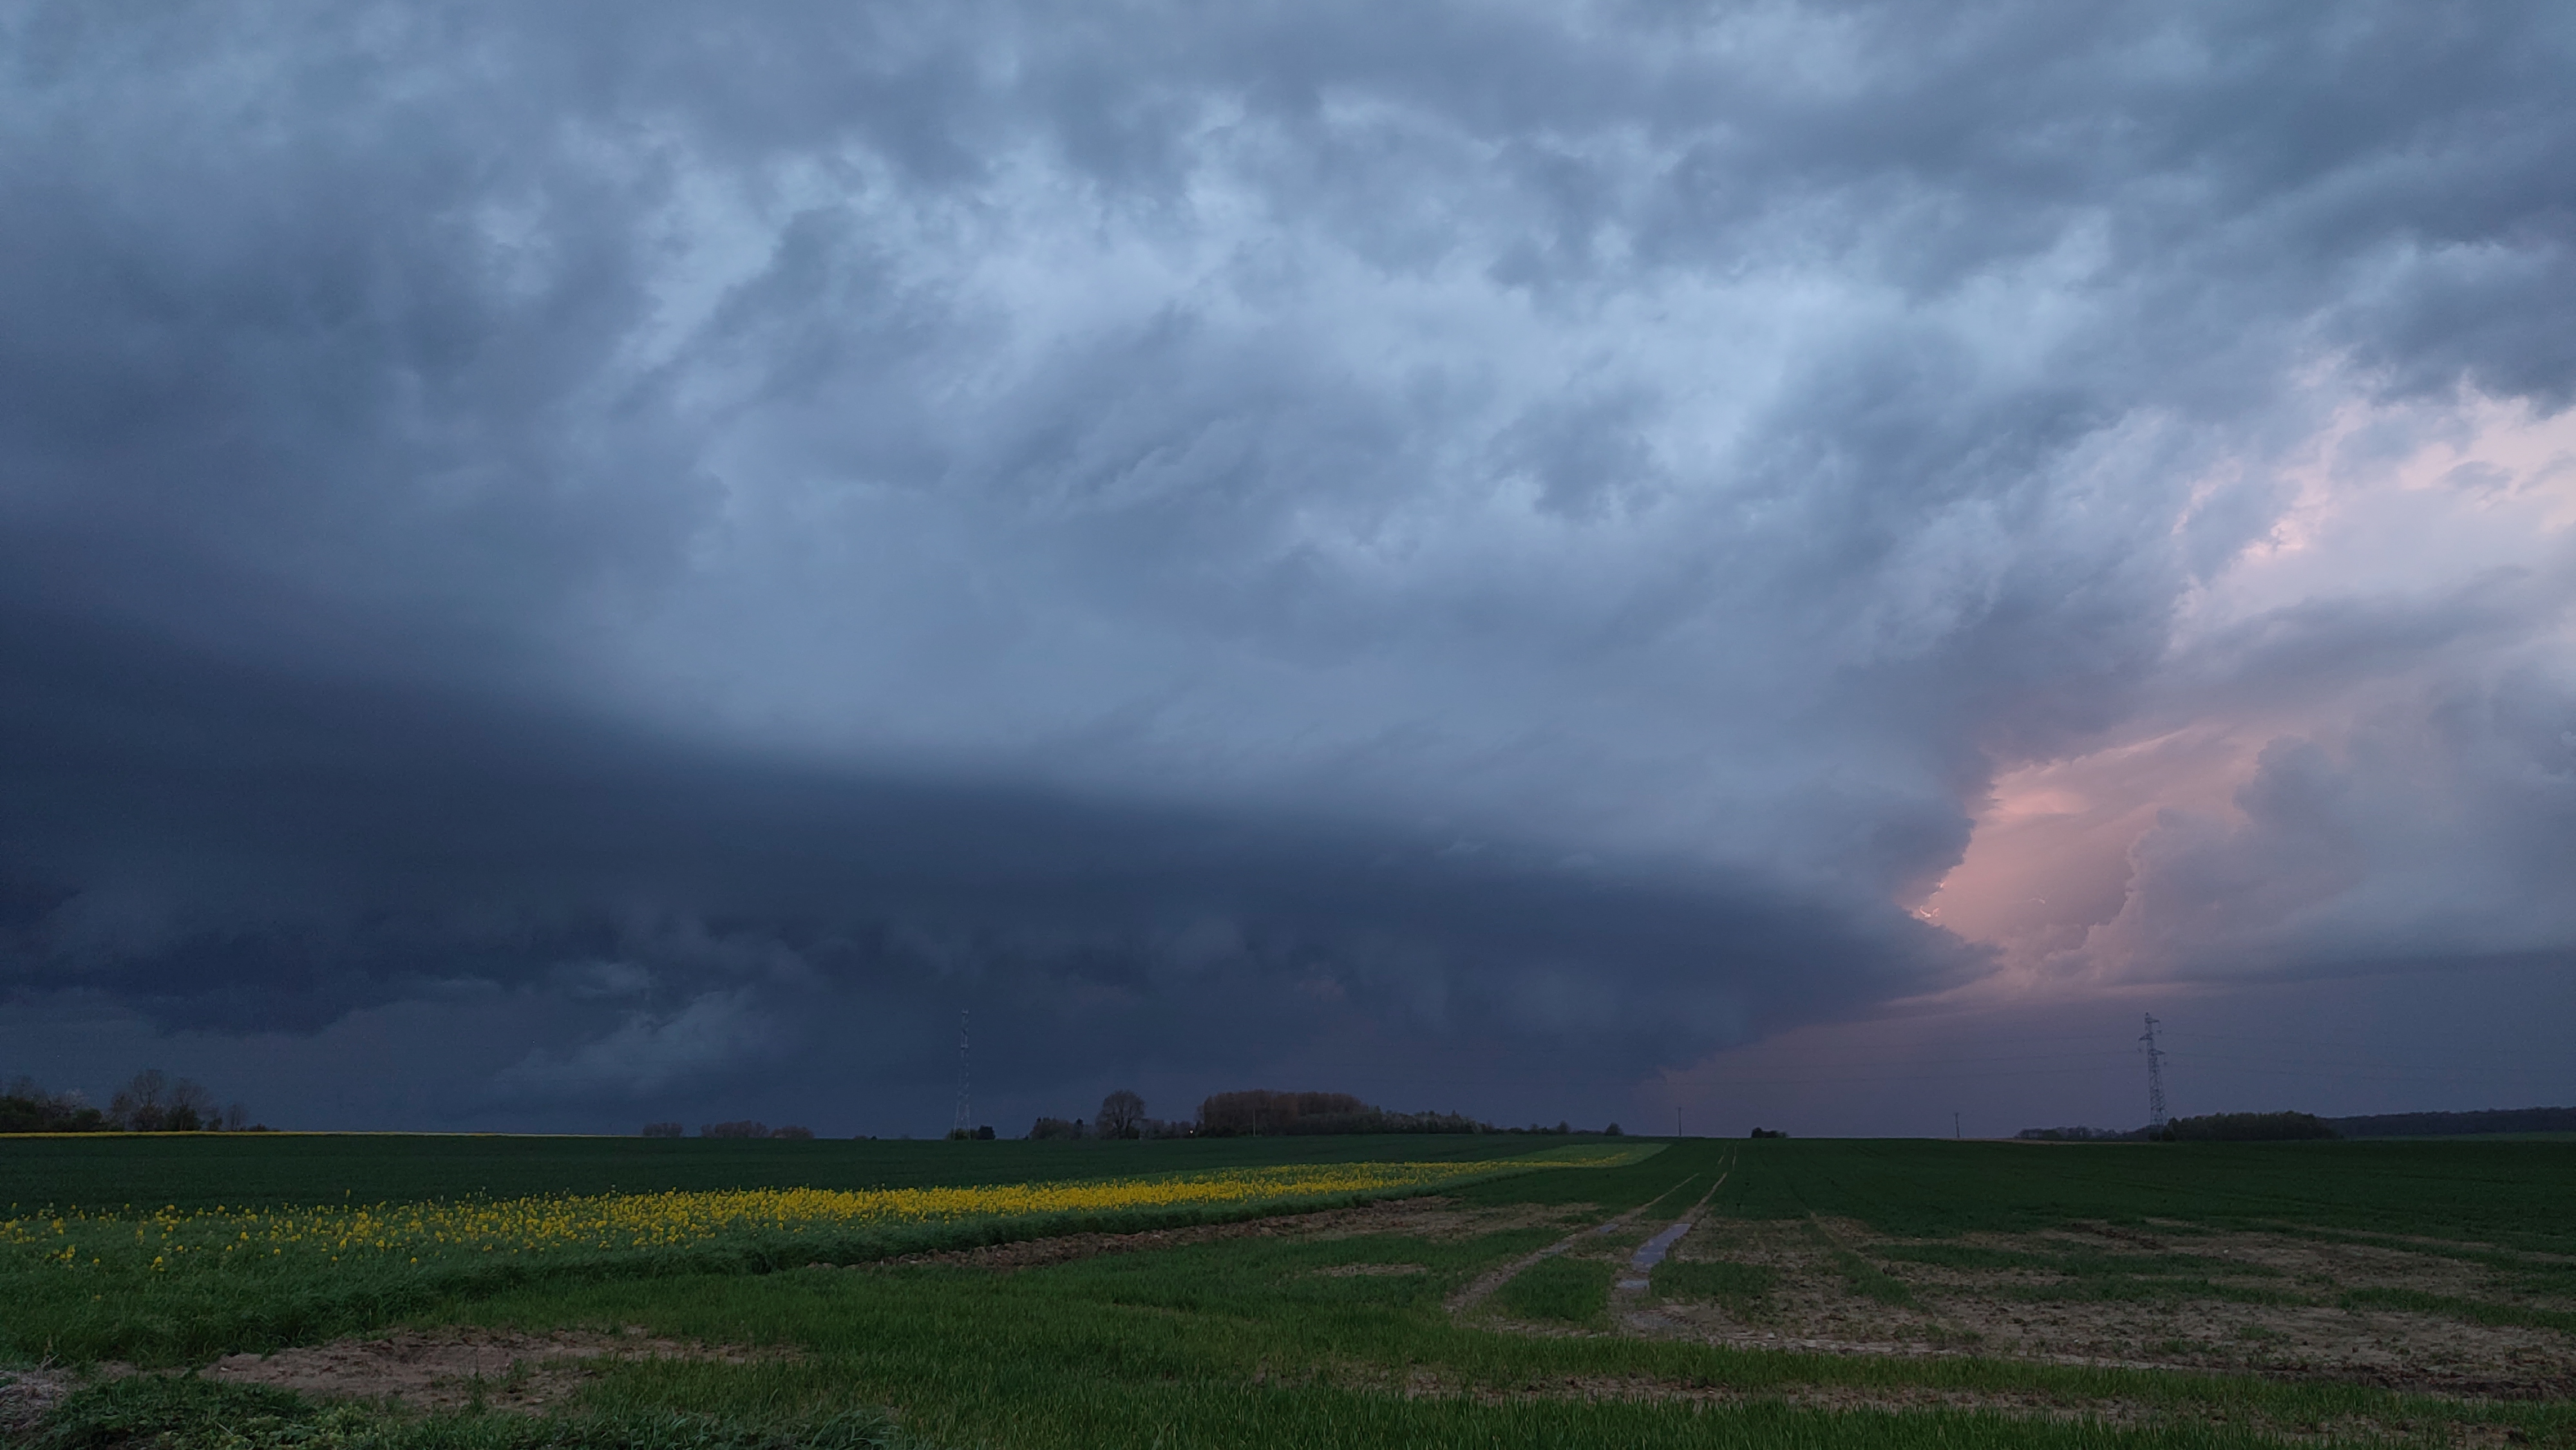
[1492,1254,1613,1326]
[458,1218,2572,1449]
[26,1375,909,1450]
[10,1135,2576,1449]
[1,1149,1640,1365]
[1804,1223,1915,1306]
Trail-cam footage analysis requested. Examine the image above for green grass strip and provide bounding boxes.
[1493,1254,1613,1327]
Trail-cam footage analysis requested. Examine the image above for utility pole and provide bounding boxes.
[1953,1111,1961,1139]
[1676,1105,1683,1138]
[951,1010,972,1137]
[2139,1013,2168,1129]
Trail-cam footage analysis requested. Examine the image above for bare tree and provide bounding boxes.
[167,1079,216,1131]
[1097,1089,1146,1139]
[110,1069,170,1130]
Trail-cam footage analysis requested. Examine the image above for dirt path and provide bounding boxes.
[1450,1163,1726,1317]
[1613,1162,1730,1297]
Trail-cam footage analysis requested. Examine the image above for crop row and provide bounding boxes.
[2,1154,1629,1277]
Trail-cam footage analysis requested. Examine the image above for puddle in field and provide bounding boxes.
[200,1326,779,1411]
[1627,1217,2576,1398]
[1620,1220,1692,1291]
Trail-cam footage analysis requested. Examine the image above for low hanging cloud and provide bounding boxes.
[496,991,783,1100]
[2,2,2572,1129]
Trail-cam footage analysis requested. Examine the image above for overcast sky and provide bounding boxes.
[3,2,2571,1136]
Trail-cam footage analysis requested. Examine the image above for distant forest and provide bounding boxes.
[1,1071,262,1133]
[2326,1106,2576,1137]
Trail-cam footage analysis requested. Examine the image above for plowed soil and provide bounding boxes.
[200,1326,775,1411]
[1629,1216,2576,1398]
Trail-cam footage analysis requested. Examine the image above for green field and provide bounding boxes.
[0,1133,1546,1216]
[5,1135,2573,1450]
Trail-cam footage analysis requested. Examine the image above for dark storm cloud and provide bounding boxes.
[0,598,1971,1112]
[3,2,2572,1127]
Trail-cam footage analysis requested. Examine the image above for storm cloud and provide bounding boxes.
[3,3,2571,1132]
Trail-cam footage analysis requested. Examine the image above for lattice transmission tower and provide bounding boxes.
[951,1010,972,1137]
[2139,1012,2168,1129]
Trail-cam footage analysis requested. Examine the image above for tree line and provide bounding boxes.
[2017,1111,2339,1142]
[641,1121,816,1139]
[1014,1088,1622,1141]
[1,1070,265,1133]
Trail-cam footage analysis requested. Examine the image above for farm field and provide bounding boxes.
[3,1136,2573,1449]
[0,1132,1546,1216]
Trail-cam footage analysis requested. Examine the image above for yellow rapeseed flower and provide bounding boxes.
[1,1147,1651,1280]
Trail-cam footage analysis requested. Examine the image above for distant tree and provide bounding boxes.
[641,1122,685,1138]
[110,1068,169,1130]
[1098,1089,1146,1139]
[2163,1111,2336,1142]
[97,1070,226,1132]
[1604,1123,1623,1137]
[974,1125,995,1140]
[167,1078,214,1132]
[701,1120,770,1138]
[1749,1127,1787,1139]
[0,1076,109,1133]
[770,1125,815,1140]
[1028,1117,1082,1140]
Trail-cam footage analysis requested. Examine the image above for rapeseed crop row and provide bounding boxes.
[1,1156,1598,1278]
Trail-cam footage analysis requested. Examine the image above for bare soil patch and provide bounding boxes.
[876,1195,1566,1275]
[1,1367,77,1440]
[1631,1217,2576,1398]
[1362,1366,2525,1448]
[200,1326,775,1412]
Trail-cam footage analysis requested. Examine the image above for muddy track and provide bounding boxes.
[1450,1160,1731,1317]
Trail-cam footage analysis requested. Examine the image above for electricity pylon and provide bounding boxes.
[951,1010,972,1137]
[2139,1013,2168,1129]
